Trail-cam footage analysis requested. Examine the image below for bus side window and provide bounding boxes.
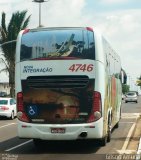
[87,31,95,59]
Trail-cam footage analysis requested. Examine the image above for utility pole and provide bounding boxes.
[32,0,50,27]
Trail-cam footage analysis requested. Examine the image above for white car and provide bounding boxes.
[0,97,17,119]
[125,92,138,103]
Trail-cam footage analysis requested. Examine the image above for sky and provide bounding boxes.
[0,0,141,91]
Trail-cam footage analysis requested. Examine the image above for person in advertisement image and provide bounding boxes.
[22,78,95,124]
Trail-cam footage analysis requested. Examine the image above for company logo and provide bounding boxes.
[23,65,52,73]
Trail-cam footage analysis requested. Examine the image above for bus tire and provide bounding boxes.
[107,115,112,142]
[99,136,107,146]
[107,124,111,142]
[33,139,45,148]
[115,122,119,128]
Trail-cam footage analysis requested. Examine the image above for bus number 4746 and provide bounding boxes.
[69,64,94,72]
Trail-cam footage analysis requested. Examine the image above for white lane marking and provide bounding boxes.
[121,113,140,119]
[121,113,140,151]
[5,140,32,152]
[117,150,136,154]
[136,138,141,160]
[120,122,134,124]
[0,123,16,129]
[117,113,140,154]
[122,123,136,150]
[117,122,136,154]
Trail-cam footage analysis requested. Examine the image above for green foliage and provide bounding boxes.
[122,84,130,94]
[136,75,141,88]
[0,10,31,97]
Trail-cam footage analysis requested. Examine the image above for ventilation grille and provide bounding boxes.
[27,76,89,88]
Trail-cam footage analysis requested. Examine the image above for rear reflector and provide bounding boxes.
[22,125,31,128]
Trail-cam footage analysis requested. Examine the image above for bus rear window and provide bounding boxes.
[20,29,95,61]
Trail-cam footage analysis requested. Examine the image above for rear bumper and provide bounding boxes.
[0,112,11,118]
[18,118,104,140]
[125,98,137,102]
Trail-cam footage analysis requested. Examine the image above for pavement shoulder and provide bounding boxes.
[136,118,141,160]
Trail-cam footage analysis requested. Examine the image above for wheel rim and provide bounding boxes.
[107,122,112,142]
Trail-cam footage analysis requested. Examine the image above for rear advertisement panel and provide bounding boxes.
[20,60,95,124]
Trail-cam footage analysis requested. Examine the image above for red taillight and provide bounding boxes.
[17,92,24,112]
[23,29,30,35]
[93,92,102,112]
[17,92,29,122]
[86,27,93,32]
[87,91,102,123]
[1,106,9,110]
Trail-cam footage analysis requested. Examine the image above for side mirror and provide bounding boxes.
[120,69,127,84]
[123,75,127,84]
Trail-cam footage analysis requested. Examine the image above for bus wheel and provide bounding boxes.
[107,116,112,142]
[115,122,119,128]
[100,136,107,146]
[107,123,111,142]
[33,139,45,148]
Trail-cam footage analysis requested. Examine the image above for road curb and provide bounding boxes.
[136,115,141,160]
[117,113,140,155]
[136,138,141,160]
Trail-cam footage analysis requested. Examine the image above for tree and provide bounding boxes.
[0,11,30,97]
[122,84,130,94]
[136,75,141,89]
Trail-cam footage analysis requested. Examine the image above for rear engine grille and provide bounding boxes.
[27,76,89,88]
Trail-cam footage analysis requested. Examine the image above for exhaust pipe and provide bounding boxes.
[79,131,87,138]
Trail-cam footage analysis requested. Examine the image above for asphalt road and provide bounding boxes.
[0,96,141,160]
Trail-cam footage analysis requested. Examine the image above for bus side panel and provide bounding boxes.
[94,61,107,138]
[15,63,21,94]
[94,31,122,139]
[15,30,24,95]
[94,31,109,139]
[115,78,122,123]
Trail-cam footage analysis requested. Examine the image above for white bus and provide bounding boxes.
[15,27,125,146]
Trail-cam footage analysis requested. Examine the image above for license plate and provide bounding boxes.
[51,128,65,134]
